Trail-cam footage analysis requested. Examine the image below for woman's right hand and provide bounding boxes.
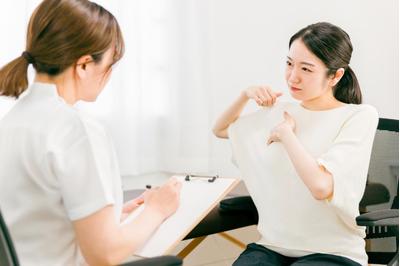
[144,177,182,220]
[243,86,283,107]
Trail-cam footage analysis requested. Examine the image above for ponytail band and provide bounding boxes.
[22,51,35,64]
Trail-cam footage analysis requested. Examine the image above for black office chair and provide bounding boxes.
[185,117,399,265]
[356,118,399,266]
[0,209,182,266]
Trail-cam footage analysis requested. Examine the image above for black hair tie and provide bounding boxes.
[22,51,35,64]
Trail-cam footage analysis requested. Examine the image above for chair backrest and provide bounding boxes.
[0,209,19,266]
[360,118,399,266]
[366,118,399,211]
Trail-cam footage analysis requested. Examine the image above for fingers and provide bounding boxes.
[254,90,265,106]
[247,86,283,107]
[166,176,179,186]
[168,176,178,182]
[255,87,270,106]
[123,197,144,213]
[264,88,275,106]
[283,111,290,120]
[267,111,296,145]
[149,178,181,218]
[132,196,145,205]
[283,111,296,132]
[284,111,295,124]
[271,92,283,105]
[267,126,278,145]
[259,87,271,106]
[147,177,181,198]
[123,203,140,213]
[165,177,182,191]
[266,87,282,106]
[175,181,182,190]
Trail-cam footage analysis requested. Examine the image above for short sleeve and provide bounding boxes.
[317,105,379,225]
[46,117,117,221]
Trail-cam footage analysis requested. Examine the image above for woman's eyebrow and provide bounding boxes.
[286,56,316,67]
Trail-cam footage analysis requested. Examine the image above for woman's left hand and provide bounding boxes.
[267,111,296,145]
[120,195,145,221]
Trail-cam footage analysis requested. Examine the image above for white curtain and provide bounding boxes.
[0,0,221,177]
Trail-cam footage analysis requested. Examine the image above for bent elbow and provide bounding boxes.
[212,127,228,139]
[311,184,333,201]
[212,127,219,137]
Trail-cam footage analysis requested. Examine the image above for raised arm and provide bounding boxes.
[212,86,283,139]
[73,178,181,266]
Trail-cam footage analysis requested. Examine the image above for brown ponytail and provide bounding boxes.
[0,55,30,98]
[0,0,125,99]
[334,66,362,104]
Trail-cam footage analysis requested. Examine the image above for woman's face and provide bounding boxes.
[285,39,333,102]
[77,47,115,102]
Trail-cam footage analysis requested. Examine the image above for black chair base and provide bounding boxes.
[367,251,399,266]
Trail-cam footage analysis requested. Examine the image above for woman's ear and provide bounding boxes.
[329,68,345,87]
[75,55,92,79]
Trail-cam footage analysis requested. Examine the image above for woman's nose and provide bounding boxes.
[287,69,300,84]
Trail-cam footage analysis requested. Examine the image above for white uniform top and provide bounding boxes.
[228,101,379,266]
[0,82,123,266]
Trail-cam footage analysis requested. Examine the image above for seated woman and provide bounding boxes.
[0,0,181,265]
[213,22,378,266]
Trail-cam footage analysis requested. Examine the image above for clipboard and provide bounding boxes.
[121,175,239,258]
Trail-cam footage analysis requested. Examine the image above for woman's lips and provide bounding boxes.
[290,86,301,92]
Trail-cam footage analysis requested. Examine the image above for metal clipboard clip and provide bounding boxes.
[184,174,219,183]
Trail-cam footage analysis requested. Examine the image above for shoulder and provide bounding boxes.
[346,104,379,123]
[340,104,379,134]
[47,107,108,151]
[349,104,378,116]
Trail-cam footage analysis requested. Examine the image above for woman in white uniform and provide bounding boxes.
[213,22,378,266]
[0,0,181,265]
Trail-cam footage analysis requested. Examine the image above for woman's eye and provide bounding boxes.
[302,67,312,72]
[286,61,292,66]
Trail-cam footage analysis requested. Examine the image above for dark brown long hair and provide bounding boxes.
[289,22,362,104]
[0,0,124,98]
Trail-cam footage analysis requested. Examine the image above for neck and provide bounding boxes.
[301,90,345,111]
[35,71,78,105]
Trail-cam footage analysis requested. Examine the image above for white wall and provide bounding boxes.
[0,0,398,177]
[202,0,398,117]
[202,0,399,176]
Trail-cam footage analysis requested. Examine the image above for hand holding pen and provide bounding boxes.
[143,177,182,220]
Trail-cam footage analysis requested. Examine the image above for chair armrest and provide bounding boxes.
[121,255,182,266]
[219,196,257,213]
[184,196,258,240]
[356,209,399,227]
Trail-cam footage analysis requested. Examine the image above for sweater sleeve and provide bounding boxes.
[317,105,379,227]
